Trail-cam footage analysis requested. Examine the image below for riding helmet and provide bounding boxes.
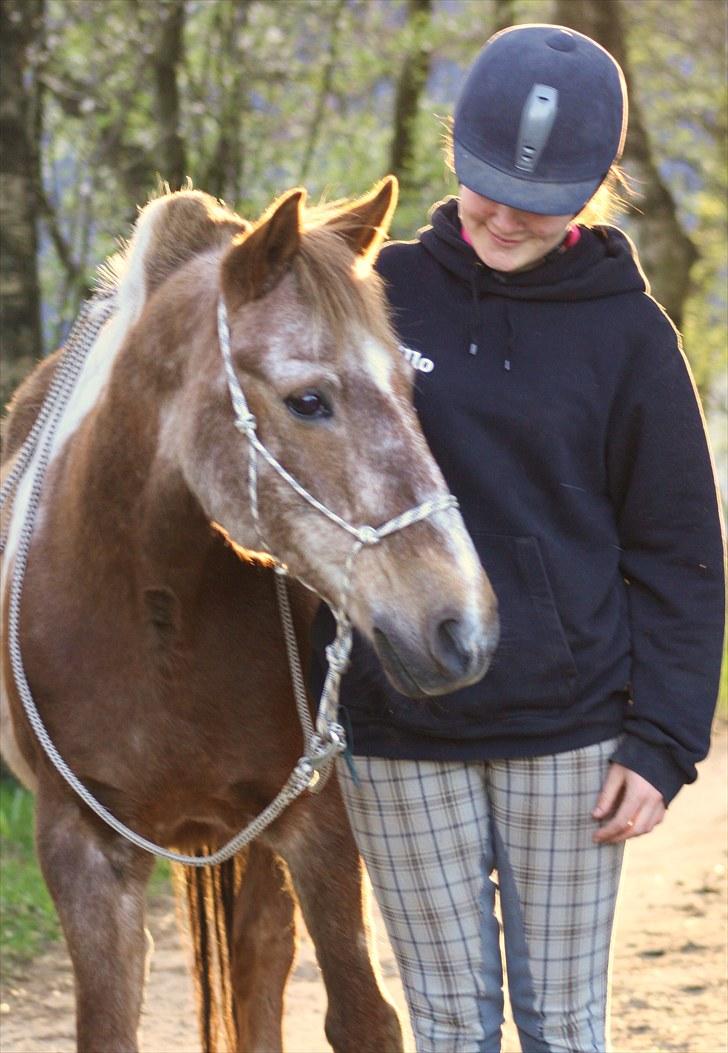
[452,23,628,215]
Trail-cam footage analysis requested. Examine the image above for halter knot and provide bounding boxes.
[356,525,380,546]
[325,633,353,674]
[234,413,257,435]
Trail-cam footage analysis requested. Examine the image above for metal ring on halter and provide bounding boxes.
[308,726,347,770]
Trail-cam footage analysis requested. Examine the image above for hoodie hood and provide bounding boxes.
[420,196,647,302]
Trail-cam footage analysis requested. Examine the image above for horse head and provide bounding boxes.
[144,181,498,697]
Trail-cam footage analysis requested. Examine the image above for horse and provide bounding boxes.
[0,178,498,1052]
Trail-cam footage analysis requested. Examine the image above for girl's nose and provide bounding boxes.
[490,202,525,232]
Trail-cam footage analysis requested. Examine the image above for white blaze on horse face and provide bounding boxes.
[2,197,168,571]
[260,315,397,398]
[358,335,397,398]
[340,333,491,643]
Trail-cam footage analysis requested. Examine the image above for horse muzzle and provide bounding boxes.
[372,604,499,698]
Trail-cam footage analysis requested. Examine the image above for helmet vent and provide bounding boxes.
[514,84,558,173]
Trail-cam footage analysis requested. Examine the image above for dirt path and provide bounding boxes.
[1,727,726,1053]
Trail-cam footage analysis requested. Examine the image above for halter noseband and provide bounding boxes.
[216,296,460,747]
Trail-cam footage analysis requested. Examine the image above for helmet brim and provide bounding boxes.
[454,139,601,216]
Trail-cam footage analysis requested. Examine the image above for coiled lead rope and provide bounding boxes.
[1,296,116,553]
[2,293,459,866]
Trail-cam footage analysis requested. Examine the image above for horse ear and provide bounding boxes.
[221,188,305,308]
[324,176,399,263]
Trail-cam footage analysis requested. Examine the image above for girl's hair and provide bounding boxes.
[441,119,631,227]
[573,164,632,226]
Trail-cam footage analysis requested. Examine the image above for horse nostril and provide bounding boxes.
[434,617,473,679]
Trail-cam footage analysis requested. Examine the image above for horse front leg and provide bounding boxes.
[34,774,154,1053]
[271,779,403,1053]
[230,842,296,1053]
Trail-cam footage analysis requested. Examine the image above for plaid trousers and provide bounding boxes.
[338,738,624,1053]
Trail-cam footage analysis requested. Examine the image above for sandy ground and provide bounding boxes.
[1,726,725,1053]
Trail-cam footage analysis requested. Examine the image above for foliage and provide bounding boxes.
[719,638,728,720]
[1,0,724,444]
[0,779,171,970]
[28,0,724,415]
[0,781,59,969]
[623,0,728,419]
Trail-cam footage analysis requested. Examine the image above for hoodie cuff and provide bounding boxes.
[610,733,690,805]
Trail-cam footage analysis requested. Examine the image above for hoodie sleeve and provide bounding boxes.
[606,301,725,803]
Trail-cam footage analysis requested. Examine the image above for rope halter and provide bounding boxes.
[216,296,460,740]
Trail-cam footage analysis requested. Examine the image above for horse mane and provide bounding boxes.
[95,189,249,306]
[95,186,394,351]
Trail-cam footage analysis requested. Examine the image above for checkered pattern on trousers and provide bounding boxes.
[338,738,624,1053]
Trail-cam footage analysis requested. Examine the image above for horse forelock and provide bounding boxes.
[291,225,394,353]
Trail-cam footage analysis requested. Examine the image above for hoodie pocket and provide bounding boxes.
[379,532,578,734]
[315,533,579,738]
[471,532,578,712]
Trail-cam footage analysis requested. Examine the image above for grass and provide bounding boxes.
[0,780,59,970]
[0,779,172,972]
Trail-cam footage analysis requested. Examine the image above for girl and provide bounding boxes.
[312,23,724,1053]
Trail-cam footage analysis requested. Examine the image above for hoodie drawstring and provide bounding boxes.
[468,272,515,371]
[503,300,514,371]
[468,273,480,356]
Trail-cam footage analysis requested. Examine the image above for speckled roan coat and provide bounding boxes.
[0,181,497,1052]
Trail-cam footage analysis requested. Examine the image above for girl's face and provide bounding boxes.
[458,186,573,272]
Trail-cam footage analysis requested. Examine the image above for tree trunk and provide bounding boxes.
[0,0,44,396]
[389,0,434,202]
[553,0,697,327]
[203,0,252,200]
[492,0,517,33]
[153,0,187,190]
[299,0,346,184]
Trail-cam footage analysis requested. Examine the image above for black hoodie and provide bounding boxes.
[311,197,725,803]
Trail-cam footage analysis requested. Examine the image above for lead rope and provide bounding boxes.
[0,295,116,553]
[1,294,459,866]
[217,297,458,792]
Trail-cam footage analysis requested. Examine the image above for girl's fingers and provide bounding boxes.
[593,788,666,844]
[592,762,665,843]
[592,762,625,819]
[593,789,643,843]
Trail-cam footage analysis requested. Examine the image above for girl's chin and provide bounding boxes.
[478,244,532,272]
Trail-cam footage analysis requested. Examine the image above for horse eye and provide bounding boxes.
[284,391,332,420]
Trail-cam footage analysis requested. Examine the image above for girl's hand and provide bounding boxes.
[591,762,666,844]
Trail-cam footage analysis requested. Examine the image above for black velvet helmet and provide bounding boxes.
[453,24,627,215]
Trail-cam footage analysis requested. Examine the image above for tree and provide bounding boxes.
[153,0,187,190]
[1,0,45,398]
[389,0,434,212]
[199,0,253,199]
[298,0,347,184]
[553,0,698,329]
[2,0,722,421]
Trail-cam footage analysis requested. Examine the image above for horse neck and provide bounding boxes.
[66,306,215,591]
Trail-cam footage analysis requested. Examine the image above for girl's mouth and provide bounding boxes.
[488,230,523,247]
